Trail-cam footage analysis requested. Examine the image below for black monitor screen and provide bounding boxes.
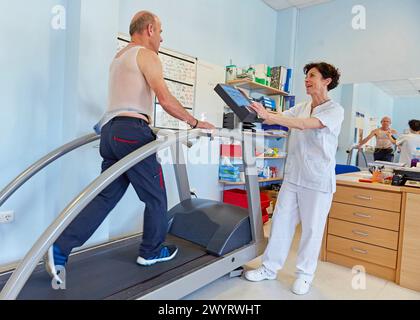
[214,83,260,123]
[220,84,250,107]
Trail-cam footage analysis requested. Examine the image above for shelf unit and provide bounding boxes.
[219,80,289,189]
[243,131,288,138]
[227,155,287,160]
[219,177,284,185]
[226,79,288,96]
[226,79,294,115]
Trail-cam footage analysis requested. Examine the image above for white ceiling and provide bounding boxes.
[262,0,332,10]
[374,79,420,98]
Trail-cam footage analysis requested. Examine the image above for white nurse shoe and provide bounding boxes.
[292,278,311,295]
[244,265,277,282]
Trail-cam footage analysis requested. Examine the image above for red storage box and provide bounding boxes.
[220,144,242,158]
[223,189,271,224]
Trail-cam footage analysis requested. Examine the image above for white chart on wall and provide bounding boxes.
[117,34,197,130]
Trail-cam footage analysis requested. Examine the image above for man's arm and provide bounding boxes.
[250,101,324,130]
[358,130,377,147]
[138,49,214,129]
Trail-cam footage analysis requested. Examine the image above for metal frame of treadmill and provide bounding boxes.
[0,128,265,300]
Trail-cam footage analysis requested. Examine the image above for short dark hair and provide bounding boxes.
[129,11,157,37]
[304,62,341,91]
[408,119,420,132]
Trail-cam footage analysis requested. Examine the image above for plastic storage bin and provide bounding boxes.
[223,189,271,224]
[220,144,242,158]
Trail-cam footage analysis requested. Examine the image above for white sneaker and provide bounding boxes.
[244,265,277,282]
[292,278,311,295]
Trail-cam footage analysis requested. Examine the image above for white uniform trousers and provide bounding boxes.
[262,181,333,282]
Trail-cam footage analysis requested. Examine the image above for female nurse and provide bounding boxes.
[244,62,344,295]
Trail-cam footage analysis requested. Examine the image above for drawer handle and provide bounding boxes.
[353,212,372,219]
[352,230,369,237]
[352,247,368,254]
[355,195,373,201]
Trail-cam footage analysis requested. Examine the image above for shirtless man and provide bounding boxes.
[358,116,397,162]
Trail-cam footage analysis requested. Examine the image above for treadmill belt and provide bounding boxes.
[0,235,209,300]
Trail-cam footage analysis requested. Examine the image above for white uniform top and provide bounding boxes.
[283,100,344,193]
[396,133,420,166]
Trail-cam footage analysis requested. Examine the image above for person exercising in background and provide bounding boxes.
[45,10,214,283]
[358,116,398,162]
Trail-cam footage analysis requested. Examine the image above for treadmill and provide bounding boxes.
[0,84,266,300]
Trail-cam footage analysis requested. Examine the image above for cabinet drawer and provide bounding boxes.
[334,186,401,212]
[327,235,397,269]
[326,252,396,281]
[329,202,400,231]
[328,218,399,250]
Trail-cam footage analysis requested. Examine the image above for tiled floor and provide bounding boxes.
[184,220,420,300]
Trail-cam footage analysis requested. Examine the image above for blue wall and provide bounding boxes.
[0,0,68,265]
[2,0,418,267]
[393,97,420,134]
[57,0,122,246]
[116,0,280,238]
[352,83,394,123]
[119,0,278,67]
[291,0,420,102]
[274,0,420,164]
[0,0,279,266]
[333,82,395,164]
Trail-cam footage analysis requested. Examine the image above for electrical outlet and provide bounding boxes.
[0,211,14,224]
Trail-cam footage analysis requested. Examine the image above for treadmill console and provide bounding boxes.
[214,84,261,123]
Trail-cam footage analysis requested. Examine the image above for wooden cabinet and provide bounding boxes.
[399,192,420,291]
[323,185,402,282]
[322,175,420,291]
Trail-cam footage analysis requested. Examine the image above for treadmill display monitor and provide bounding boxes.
[214,83,261,123]
[220,84,251,107]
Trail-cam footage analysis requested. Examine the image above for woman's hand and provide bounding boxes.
[249,102,271,122]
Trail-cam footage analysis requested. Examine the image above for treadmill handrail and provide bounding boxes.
[0,133,100,208]
[0,128,243,300]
